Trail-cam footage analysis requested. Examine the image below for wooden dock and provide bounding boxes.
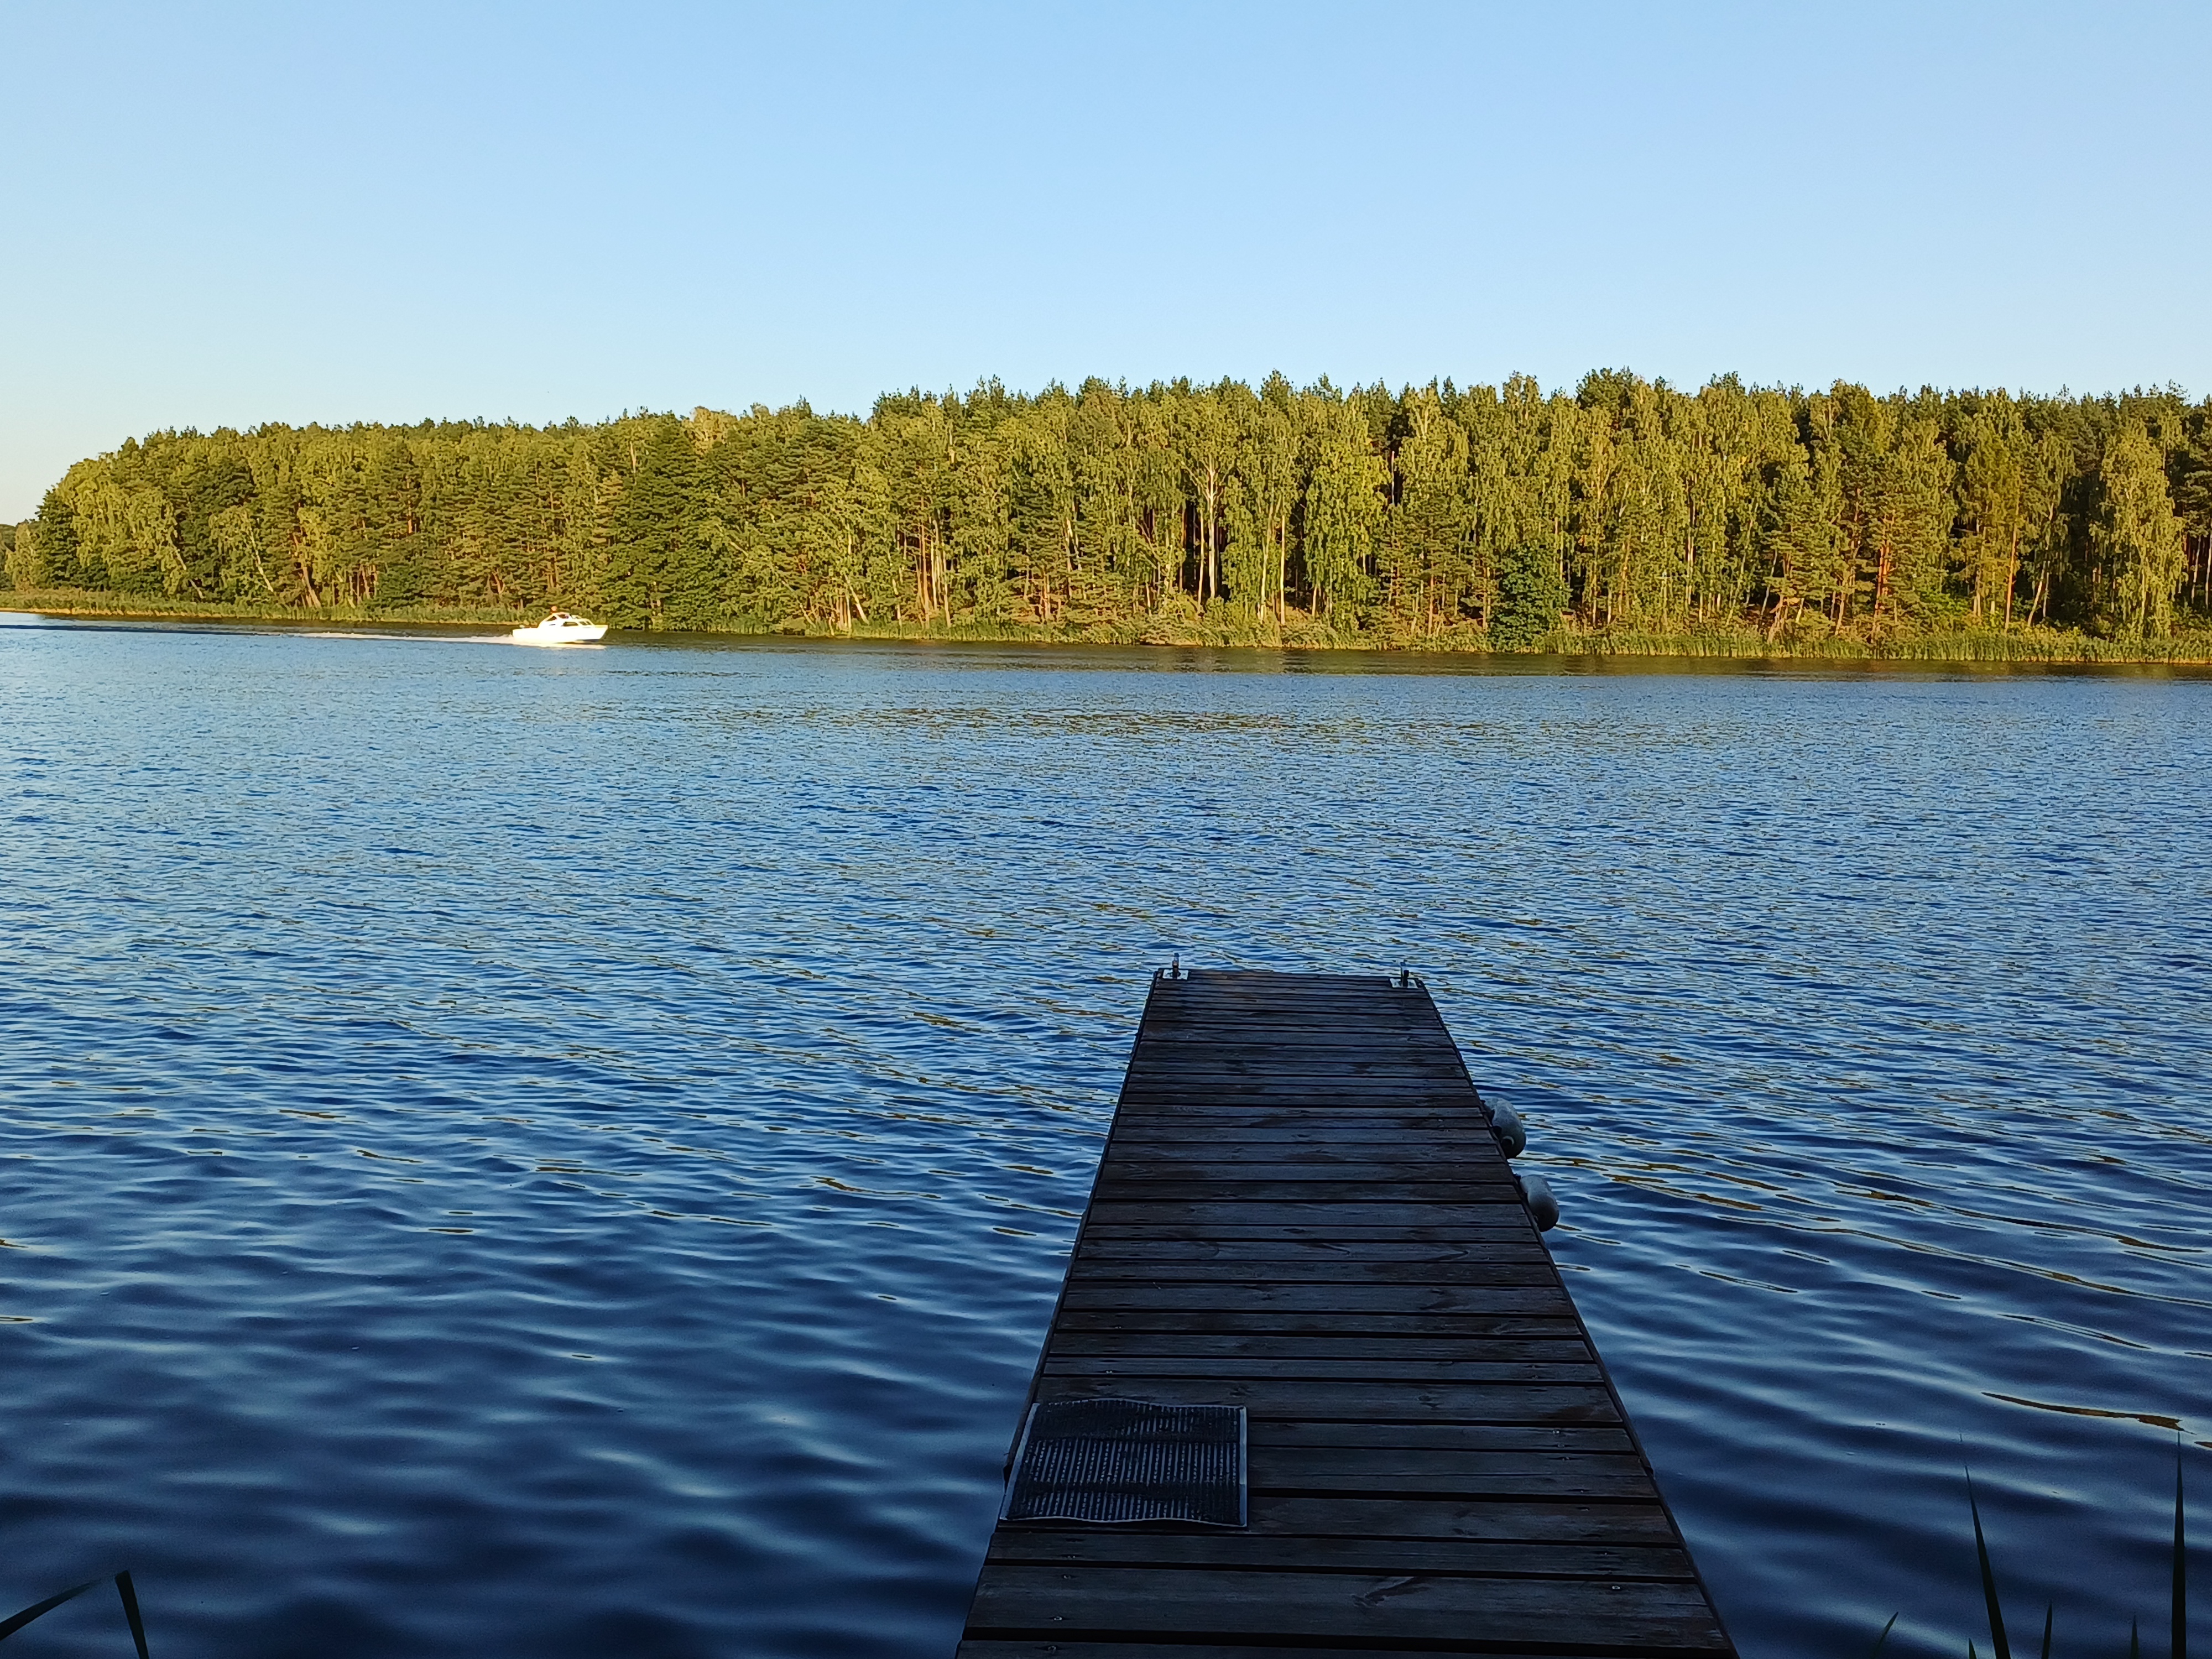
[957,969,1735,1659]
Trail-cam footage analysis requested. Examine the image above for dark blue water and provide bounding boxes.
[1,618,2205,1659]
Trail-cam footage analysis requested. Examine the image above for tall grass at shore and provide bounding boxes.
[0,588,533,628]
[8,589,2211,665]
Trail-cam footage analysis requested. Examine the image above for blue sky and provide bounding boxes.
[3,1,2205,519]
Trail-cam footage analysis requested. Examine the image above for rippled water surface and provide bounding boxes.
[2,619,2206,1658]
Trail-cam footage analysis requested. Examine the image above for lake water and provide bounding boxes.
[1,618,2206,1659]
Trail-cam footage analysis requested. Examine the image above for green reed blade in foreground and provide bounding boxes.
[1969,1472,2014,1659]
[0,1571,150,1652]
[0,1577,102,1641]
[1912,1453,2191,1659]
[2176,1453,2188,1659]
[116,1571,150,1659]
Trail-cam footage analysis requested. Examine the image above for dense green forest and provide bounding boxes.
[9,372,2211,653]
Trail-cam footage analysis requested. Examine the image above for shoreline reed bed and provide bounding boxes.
[6,592,2211,666]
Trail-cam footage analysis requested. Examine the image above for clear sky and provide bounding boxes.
[3,1,2205,519]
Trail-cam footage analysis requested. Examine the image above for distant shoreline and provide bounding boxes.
[8,592,2210,666]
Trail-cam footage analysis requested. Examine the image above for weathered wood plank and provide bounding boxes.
[1102,1133,1494,1150]
[1119,1079,1483,1094]
[1129,1041,1465,1057]
[1046,1334,1594,1363]
[1118,1089,1486,1105]
[1057,1284,1582,1315]
[984,1531,1690,1577]
[1125,1065,1476,1080]
[983,1551,1695,1600]
[1239,1495,1684,1543]
[1105,1138,1498,1155]
[960,1643,1615,1659]
[1078,1222,1540,1241]
[964,1566,1731,1650]
[1066,1265,1557,1292]
[1103,1161,1506,1183]
[1074,1240,1552,1264]
[1248,1421,1634,1452]
[1126,1063,1463,1077]
[1129,1036,1463,1048]
[1093,1183,1513,1206]
[1004,1504,1672,1557]
[1087,1201,1526,1227]
[1055,1309,1587,1337]
[1040,1357,1603,1384]
[1142,1001,1439,1014]
[1244,1448,1656,1498]
[1107,1105,1491,1121]
[1102,1124,1486,1141]
[1030,1376,1623,1422]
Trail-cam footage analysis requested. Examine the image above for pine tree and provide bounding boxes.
[2099,421,2188,638]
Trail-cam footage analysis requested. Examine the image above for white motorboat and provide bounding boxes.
[510,612,608,646]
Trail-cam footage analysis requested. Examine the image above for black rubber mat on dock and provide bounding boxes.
[1004,1398,1247,1527]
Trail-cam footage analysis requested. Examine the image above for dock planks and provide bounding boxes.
[956,969,1734,1659]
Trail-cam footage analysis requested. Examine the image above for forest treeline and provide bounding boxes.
[9,371,2212,650]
